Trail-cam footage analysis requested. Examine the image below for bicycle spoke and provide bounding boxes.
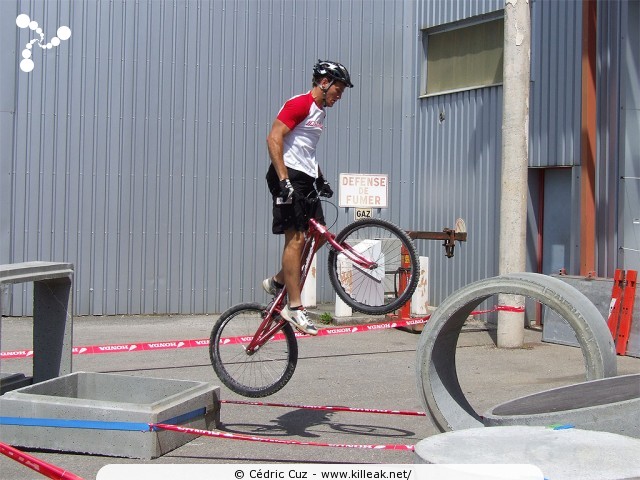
[210,303,298,397]
[328,219,419,315]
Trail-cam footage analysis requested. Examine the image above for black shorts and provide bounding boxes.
[266,165,325,234]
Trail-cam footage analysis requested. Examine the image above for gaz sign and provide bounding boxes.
[354,208,373,220]
[338,173,388,208]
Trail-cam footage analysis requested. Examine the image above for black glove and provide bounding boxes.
[278,178,294,202]
[315,177,333,198]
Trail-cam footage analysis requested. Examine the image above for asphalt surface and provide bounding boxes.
[1,309,639,480]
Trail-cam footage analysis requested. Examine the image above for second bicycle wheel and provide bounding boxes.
[328,218,419,315]
[209,302,298,397]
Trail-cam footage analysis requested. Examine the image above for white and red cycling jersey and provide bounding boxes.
[276,91,325,178]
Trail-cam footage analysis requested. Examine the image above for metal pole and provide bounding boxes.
[497,0,531,347]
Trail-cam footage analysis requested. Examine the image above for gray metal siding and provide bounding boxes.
[597,0,623,276]
[413,87,503,303]
[418,0,504,28]
[414,0,589,303]
[529,0,582,168]
[3,0,633,316]
[618,0,640,272]
[0,4,16,315]
[421,0,584,170]
[415,0,505,304]
[3,0,418,315]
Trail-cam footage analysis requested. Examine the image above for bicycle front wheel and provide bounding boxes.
[209,302,298,397]
[328,218,419,315]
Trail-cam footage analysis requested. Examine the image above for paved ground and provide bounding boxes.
[1,308,639,480]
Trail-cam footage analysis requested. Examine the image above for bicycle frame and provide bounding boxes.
[245,218,378,354]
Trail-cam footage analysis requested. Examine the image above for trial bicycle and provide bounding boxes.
[209,196,419,397]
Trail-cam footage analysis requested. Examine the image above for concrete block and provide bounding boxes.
[0,261,74,385]
[542,275,613,347]
[334,294,353,317]
[415,426,640,480]
[542,274,640,358]
[301,256,317,308]
[0,373,32,395]
[0,372,220,459]
[411,256,429,315]
[483,373,640,438]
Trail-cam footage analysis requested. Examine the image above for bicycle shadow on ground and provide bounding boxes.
[220,408,417,439]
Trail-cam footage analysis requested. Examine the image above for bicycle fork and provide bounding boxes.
[244,296,287,354]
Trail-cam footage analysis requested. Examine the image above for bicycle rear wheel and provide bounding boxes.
[209,302,298,397]
[328,218,419,315]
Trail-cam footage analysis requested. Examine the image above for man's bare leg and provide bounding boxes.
[279,229,305,307]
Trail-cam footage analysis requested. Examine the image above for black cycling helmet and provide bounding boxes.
[312,60,354,88]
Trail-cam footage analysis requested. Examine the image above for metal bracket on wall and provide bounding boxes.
[406,218,468,258]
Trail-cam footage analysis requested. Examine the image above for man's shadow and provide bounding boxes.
[222,408,416,439]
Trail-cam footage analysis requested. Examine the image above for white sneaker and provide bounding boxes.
[262,277,282,296]
[280,304,318,336]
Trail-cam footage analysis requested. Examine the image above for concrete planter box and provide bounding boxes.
[0,372,220,459]
[482,374,640,438]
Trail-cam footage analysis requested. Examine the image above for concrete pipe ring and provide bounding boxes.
[415,272,617,432]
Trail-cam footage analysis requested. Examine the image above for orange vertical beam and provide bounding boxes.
[580,0,597,276]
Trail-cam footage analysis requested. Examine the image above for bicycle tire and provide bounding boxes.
[327,218,419,315]
[209,302,298,397]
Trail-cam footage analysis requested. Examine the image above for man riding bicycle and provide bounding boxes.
[265,60,353,336]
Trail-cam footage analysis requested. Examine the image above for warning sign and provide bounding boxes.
[338,173,388,208]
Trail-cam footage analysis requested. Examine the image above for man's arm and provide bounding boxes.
[267,119,291,181]
[315,166,333,198]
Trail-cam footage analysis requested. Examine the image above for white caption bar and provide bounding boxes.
[97,463,544,480]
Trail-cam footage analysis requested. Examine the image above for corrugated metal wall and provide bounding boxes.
[597,0,623,276]
[527,0,584,276]
[3,0,633,316]
[414,1,504,304]
[418,0,504,28]
[413,86,504,304]
[413,0,601,303]
[617,0,640,272]
[529,0,582,168]
[2,0,418,316]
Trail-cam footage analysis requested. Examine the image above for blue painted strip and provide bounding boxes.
[547,423,575,430]
[0,416,149,431]
[160,407,206,425]
[0,407,207,432]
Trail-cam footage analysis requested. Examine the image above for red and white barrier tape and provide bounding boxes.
[0,441,85,480]
[221,399,427,417]
[472,305,525,315]
[151,423,414,451]
[0,318,425,359]
[1,304,523,360]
